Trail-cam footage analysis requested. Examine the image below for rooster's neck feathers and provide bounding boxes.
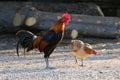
[50,19,65,33]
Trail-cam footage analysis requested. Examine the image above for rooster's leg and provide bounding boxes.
[45,58,49,68]
[45,57,55,69]
[23,48,26,57]
[44,47,55,69]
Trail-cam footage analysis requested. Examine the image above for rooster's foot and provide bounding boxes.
[45,66,56,70]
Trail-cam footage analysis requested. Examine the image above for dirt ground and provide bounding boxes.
[0,35,120,80]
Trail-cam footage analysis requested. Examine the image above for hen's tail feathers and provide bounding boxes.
[16,30,37,56]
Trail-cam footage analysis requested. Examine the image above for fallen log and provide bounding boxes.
[67,22,119,38]
[0,2,120,39]
[12,6,120,38]
[0,2,104,32]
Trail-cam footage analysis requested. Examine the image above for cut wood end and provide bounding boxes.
[71,29,78,39]
[13,13,22,27]
[25,17,37,27]
[57,16,61,20]
[96,20,102,24]
[115,22,120,26]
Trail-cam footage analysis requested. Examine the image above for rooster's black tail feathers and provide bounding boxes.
[16,30,37,57]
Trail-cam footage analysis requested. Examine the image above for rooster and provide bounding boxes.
[70,40,97,66]
[16,13,70,69]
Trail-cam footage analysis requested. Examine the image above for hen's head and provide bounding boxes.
[70,40,98,55]
[61,13,70,25]
[70,40,84,52]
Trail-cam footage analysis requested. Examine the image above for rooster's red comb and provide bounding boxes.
[61,13,70,25]
[62,13,70,19]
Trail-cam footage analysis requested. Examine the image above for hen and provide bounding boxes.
[70,40,97,66]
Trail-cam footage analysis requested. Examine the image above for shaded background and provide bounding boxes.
[0,0,120,17]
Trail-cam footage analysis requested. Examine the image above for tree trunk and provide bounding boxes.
[15,8,119,38]
[0,2,120,39]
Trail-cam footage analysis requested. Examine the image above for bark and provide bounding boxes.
[0,2,120,39]
[17,10,119,38]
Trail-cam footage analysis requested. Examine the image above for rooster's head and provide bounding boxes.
[61,13,70,25]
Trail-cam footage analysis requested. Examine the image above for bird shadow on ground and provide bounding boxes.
[86,55,118,61]
[0,68,53,74]
[50,52,118,63]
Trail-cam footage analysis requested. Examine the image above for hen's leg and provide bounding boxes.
[81,59,84,67]
[74,56,78,64]
[74,56,79,66]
